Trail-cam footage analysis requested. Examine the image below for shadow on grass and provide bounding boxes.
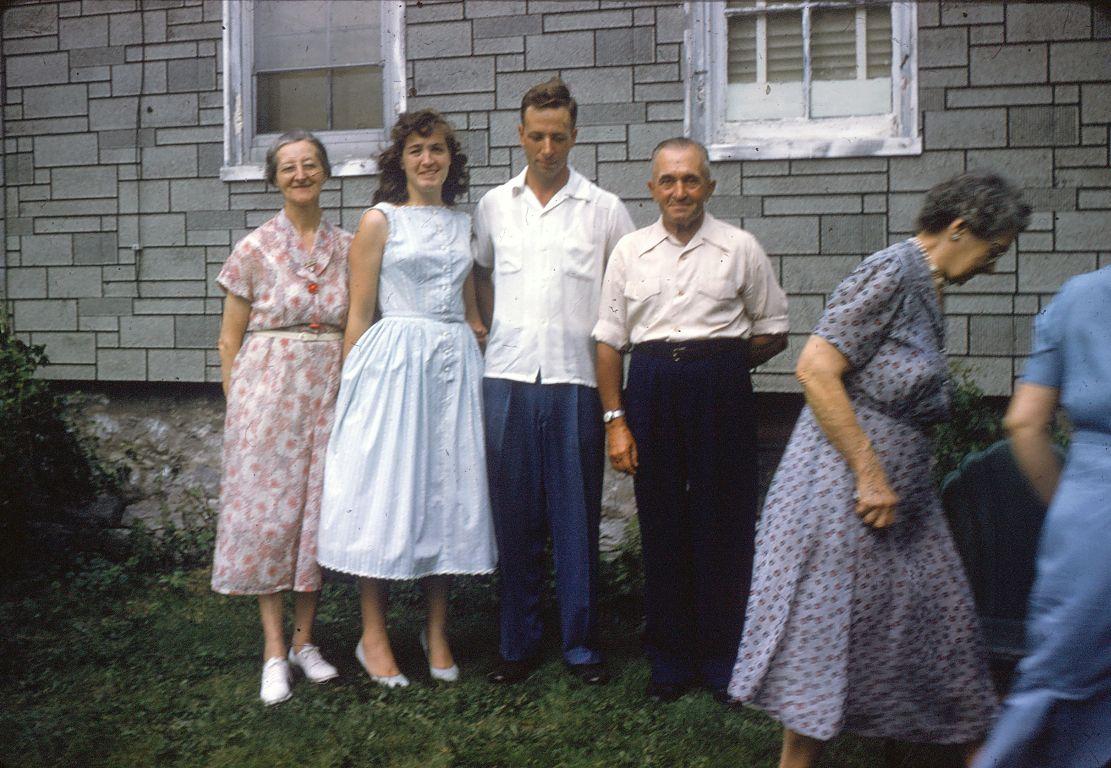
[1,545,958,768]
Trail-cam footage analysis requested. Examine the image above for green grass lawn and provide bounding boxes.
[1,551,962,768]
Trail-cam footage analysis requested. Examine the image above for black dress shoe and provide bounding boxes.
[566,662,609,685]
[487,658,538,685]
[645,680,688,702]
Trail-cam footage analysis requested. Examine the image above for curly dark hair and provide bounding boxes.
[915,171,1032,240]
[520,77,577,126]
[372,110,469,206]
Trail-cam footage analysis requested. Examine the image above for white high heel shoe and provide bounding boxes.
[355,639,410,688]
[420,629,460,683]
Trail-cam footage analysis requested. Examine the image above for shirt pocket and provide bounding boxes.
[493,227,524,273]
[563,237,596,281]
[695,271,737,301]
[624,275,662,303]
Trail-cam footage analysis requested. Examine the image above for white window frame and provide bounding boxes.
[684,0,920,161]
[221,0,407,181]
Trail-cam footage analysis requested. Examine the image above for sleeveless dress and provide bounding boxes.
[211,212,350,595]
[728,240,997,743]
[975,266,1111,768]
[317,203,497,579]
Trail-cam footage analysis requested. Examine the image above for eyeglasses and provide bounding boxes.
[277,161,322,178]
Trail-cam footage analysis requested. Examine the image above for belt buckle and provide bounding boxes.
[671,345,687,362]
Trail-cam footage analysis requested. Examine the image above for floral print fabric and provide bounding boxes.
[211,212,351,595]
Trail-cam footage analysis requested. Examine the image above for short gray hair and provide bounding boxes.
[915,171,1031,240]
[650,137,712,180]
[264,130,331,186]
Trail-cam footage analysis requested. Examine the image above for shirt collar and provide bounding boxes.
[639,213,726,256]
[276,210,334,276]
[509,166,592,204]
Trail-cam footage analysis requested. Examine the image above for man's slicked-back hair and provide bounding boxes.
[650,137,712,180]
[519,77,577,126]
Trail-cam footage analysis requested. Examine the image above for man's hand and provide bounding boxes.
[606,420,638,475]
[748,333,788,368]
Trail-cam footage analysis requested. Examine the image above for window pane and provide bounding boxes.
[726,9,803,121]
[811,6,892,118]
[330,0,380,67]
[766,12,802,82]
[256,70,329,133]
[332,66,383,131]
[254,0,330,71]
[866,7,893,79]
[811,8,856,81]
[727,14,758,84]
[255,0,379,72]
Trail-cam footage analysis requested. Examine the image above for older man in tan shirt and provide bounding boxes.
[593,137,788,702]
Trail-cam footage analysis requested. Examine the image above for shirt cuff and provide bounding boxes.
[750,315,789,336]
[591,321,629,351]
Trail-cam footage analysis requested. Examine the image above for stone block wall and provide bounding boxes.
[2,0,1110,395]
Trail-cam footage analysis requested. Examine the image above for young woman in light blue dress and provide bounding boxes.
[975,265,1111,768]
[317,110,497,686]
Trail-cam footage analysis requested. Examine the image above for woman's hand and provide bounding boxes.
[606,420,638,476]
[468,318,488,348]
[853,466,899,528]
[217,293,251,397]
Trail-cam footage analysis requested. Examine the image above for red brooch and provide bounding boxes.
[307,282,319,294]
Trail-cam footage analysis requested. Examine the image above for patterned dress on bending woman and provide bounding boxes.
[729,240,997,743]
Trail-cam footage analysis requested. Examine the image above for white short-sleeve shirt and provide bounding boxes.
[474,167,635,387]
[592,214,790,351]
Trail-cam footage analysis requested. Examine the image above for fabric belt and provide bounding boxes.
[252,328,342,342]
[632,337,748,363]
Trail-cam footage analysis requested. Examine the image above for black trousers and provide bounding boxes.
[625,343,758,690]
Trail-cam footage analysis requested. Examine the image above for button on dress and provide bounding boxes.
[211,212,351,595]
[728,240,998,743]
[317,203,497,579]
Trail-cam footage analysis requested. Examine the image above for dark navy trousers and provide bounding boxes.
[624,346,758,691]
[483,377,604,666]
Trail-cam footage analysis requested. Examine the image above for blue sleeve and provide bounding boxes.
[1021,285,1068,389]
[813,251,905,370]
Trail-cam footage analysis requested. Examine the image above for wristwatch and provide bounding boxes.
[602,409,625,424]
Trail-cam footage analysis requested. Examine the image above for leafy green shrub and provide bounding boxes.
[932,365,1006,484]
[0,320,119,567]
[124,488,217,575]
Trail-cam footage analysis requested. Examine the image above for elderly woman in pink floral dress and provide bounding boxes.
[213,130,351,706]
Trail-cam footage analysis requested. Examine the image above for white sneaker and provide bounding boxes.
[288,643,338,683]
[260,657,292,706]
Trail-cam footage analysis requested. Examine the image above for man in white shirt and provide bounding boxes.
[593,137,789,702]
[474,79,635,685]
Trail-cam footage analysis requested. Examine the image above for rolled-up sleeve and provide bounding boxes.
[592,236,632,350]
[741,238,789,336]
[472,195,494,269]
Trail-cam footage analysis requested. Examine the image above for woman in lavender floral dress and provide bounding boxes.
[729,173,1031,767]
